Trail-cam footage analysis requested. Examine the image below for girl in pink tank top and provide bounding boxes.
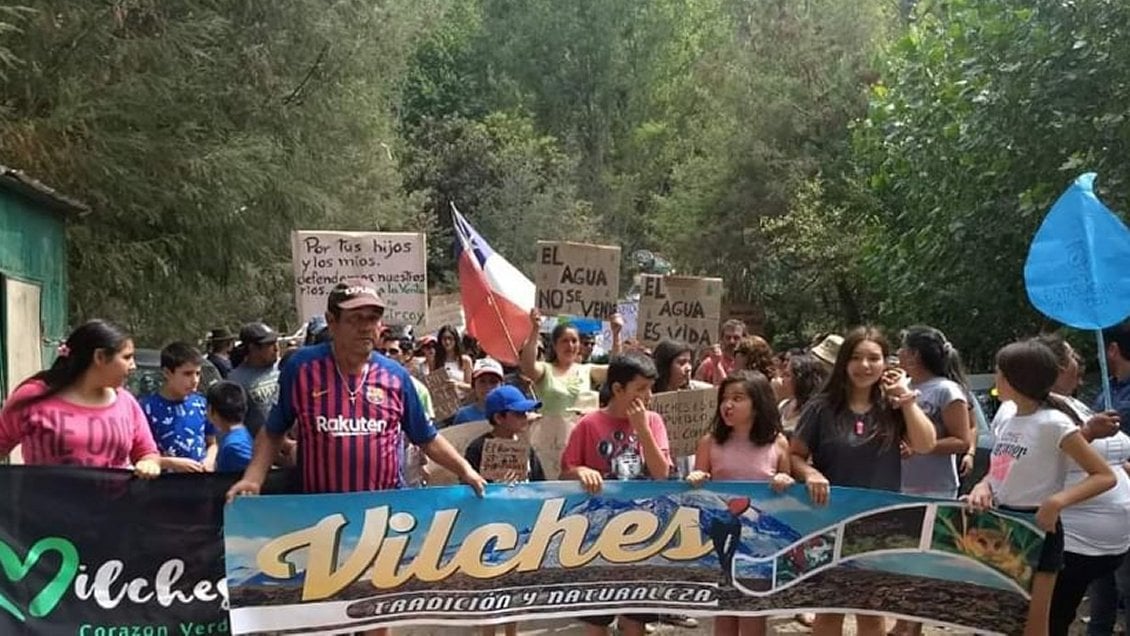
[686,371,793,636]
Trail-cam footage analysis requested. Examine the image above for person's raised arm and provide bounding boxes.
[460,355,473,386]
[520,309,545,385]
[883,370,936,454]
[609,313,623,356]
[631,401,671,480]
[589,316,624,386]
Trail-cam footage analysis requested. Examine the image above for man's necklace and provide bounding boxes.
[334,360,370,403]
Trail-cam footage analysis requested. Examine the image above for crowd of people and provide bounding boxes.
[1,276,1129,636]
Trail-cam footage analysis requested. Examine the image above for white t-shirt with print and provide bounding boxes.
[988,406,1078,508]
[1057,396,1130,555]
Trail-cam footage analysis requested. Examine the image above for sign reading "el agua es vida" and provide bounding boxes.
[639,275,723,347]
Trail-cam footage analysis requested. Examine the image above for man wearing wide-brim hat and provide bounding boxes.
[206,327,237,378]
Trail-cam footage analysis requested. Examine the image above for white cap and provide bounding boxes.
[472,357,504,379]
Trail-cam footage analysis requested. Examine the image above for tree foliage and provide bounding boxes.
[649,0,894,339]
[854,0,1130,365]
[0,1,438,342]
[401,112,598,285]
[0,5,32,81]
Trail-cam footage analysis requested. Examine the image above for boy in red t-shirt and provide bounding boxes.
[560,352,672,636]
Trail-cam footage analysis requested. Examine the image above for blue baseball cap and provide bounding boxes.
[484,385,542,420]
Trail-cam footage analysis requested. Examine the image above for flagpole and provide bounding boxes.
[1097,329,1114,411]
[486,290,540,401]
[486,291,521,363]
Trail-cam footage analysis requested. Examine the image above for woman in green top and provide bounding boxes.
[521,309,623,412]
[520,308,622,477]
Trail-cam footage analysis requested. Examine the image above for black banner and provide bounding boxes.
[0,466,295,636]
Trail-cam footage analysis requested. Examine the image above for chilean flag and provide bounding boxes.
[452,204,536,365]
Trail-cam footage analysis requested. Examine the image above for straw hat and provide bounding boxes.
[810,334,844,366]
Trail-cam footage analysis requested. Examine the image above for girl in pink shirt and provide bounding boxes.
[0,320,160,476]
[687,371,793,636]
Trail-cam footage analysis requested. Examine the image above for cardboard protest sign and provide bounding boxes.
[724,302,764,334]
[425,292,464,334]
[638,275,723,347]
[425,369,462,422]
[529,411,579,481]
[650,387,717,458]
[291,231,427,327]
[430,420,493,485]
[535,241,620,319]
[480,438,531,482]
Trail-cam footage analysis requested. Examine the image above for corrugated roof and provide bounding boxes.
[0,165,90,216]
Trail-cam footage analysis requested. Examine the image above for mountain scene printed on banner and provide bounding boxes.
[226,483,1042,635]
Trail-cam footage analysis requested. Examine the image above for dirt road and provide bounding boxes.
[399,615,961,635]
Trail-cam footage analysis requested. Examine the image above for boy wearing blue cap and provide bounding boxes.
[464,385,547,482]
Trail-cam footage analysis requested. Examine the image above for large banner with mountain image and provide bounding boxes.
[226,482,1044,635]
[0,466,296,636]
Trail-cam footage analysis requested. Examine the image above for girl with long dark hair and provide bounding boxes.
[790,327,936,636]
[896,325,972,499]
[0,320,160,477]
[652,339,712,393]
[891,328,974,636]
[687,371,792,636]
[434,325,473,389]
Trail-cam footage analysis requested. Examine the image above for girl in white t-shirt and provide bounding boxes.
[967,339,1116,636]
[1033,334,1128,636]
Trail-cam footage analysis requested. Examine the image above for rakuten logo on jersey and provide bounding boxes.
[315,415,388,436]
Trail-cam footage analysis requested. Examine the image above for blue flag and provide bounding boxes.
[1024,173,1130,410]
[1024,173,1130,330]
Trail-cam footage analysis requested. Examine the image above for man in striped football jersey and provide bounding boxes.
[226,280,486,496]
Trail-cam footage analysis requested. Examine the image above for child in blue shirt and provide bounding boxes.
[140,342,216,472]
[207,381,253,473]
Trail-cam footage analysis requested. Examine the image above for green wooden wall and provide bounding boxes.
[0,191,69,391]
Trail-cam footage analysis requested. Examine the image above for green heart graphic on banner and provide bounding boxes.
[0,537,79,622]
